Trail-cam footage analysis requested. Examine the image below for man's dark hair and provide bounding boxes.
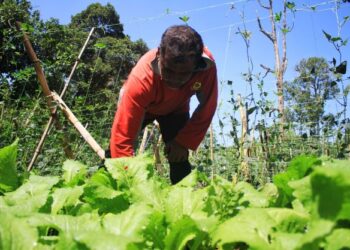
[159,25,204,64]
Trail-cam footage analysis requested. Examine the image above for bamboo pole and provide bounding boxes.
[27,27,95,171]
[16,21,75,169]
[209,124,215,179]
[138,121,163,173]
[238,94,250,180]
[154,134,163,175]
[210,124,214,162]
[138,120,159,155]
[51,92,105,160]
[16,21,54,114]
[60,27,95,98]
[0,102,3,121]
[138,126,149,155]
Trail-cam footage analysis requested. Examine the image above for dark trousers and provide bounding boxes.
[142,112,192,184]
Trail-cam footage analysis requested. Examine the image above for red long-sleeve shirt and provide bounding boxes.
[110,47,218,158]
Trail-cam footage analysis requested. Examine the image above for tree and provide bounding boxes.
[70,3,125,39]
[285,57,339,136]
[0,0,36,97]
[68,3,148,100]
[257,0,294,133]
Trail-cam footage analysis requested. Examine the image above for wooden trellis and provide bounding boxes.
[16,22,105,171]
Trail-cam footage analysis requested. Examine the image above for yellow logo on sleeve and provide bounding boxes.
[192,81,202,91]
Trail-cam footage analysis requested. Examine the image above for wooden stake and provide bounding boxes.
[26,27,95,171]
[16,21,76,170]
[209,124,215,179]
[154,134,163,175]
[238,94,250,180]
[138,126,149,155]
[60,27,95,98]
[210,124,214,162]
[16,21,54,114]
[51,92,105,160]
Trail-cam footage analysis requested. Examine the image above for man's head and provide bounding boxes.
[158,25,204,88]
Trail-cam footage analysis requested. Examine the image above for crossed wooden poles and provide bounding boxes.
[16,22,105,171]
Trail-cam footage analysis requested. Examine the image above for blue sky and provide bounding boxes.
[30,0,349,142]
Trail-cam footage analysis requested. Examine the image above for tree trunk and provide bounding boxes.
[257,0,288,134]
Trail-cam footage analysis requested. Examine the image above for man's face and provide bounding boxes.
[159,50,197,89]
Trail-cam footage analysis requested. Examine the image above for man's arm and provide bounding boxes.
[174,65,218,150]
[110,75,150,158]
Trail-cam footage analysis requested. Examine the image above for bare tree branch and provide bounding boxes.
[260,64,274,78]
[257,17,274,42]
[257,0,269,9]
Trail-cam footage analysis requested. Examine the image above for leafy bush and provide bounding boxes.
[1,142,350,249]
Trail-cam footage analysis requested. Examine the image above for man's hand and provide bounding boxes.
[165,140,188,163]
